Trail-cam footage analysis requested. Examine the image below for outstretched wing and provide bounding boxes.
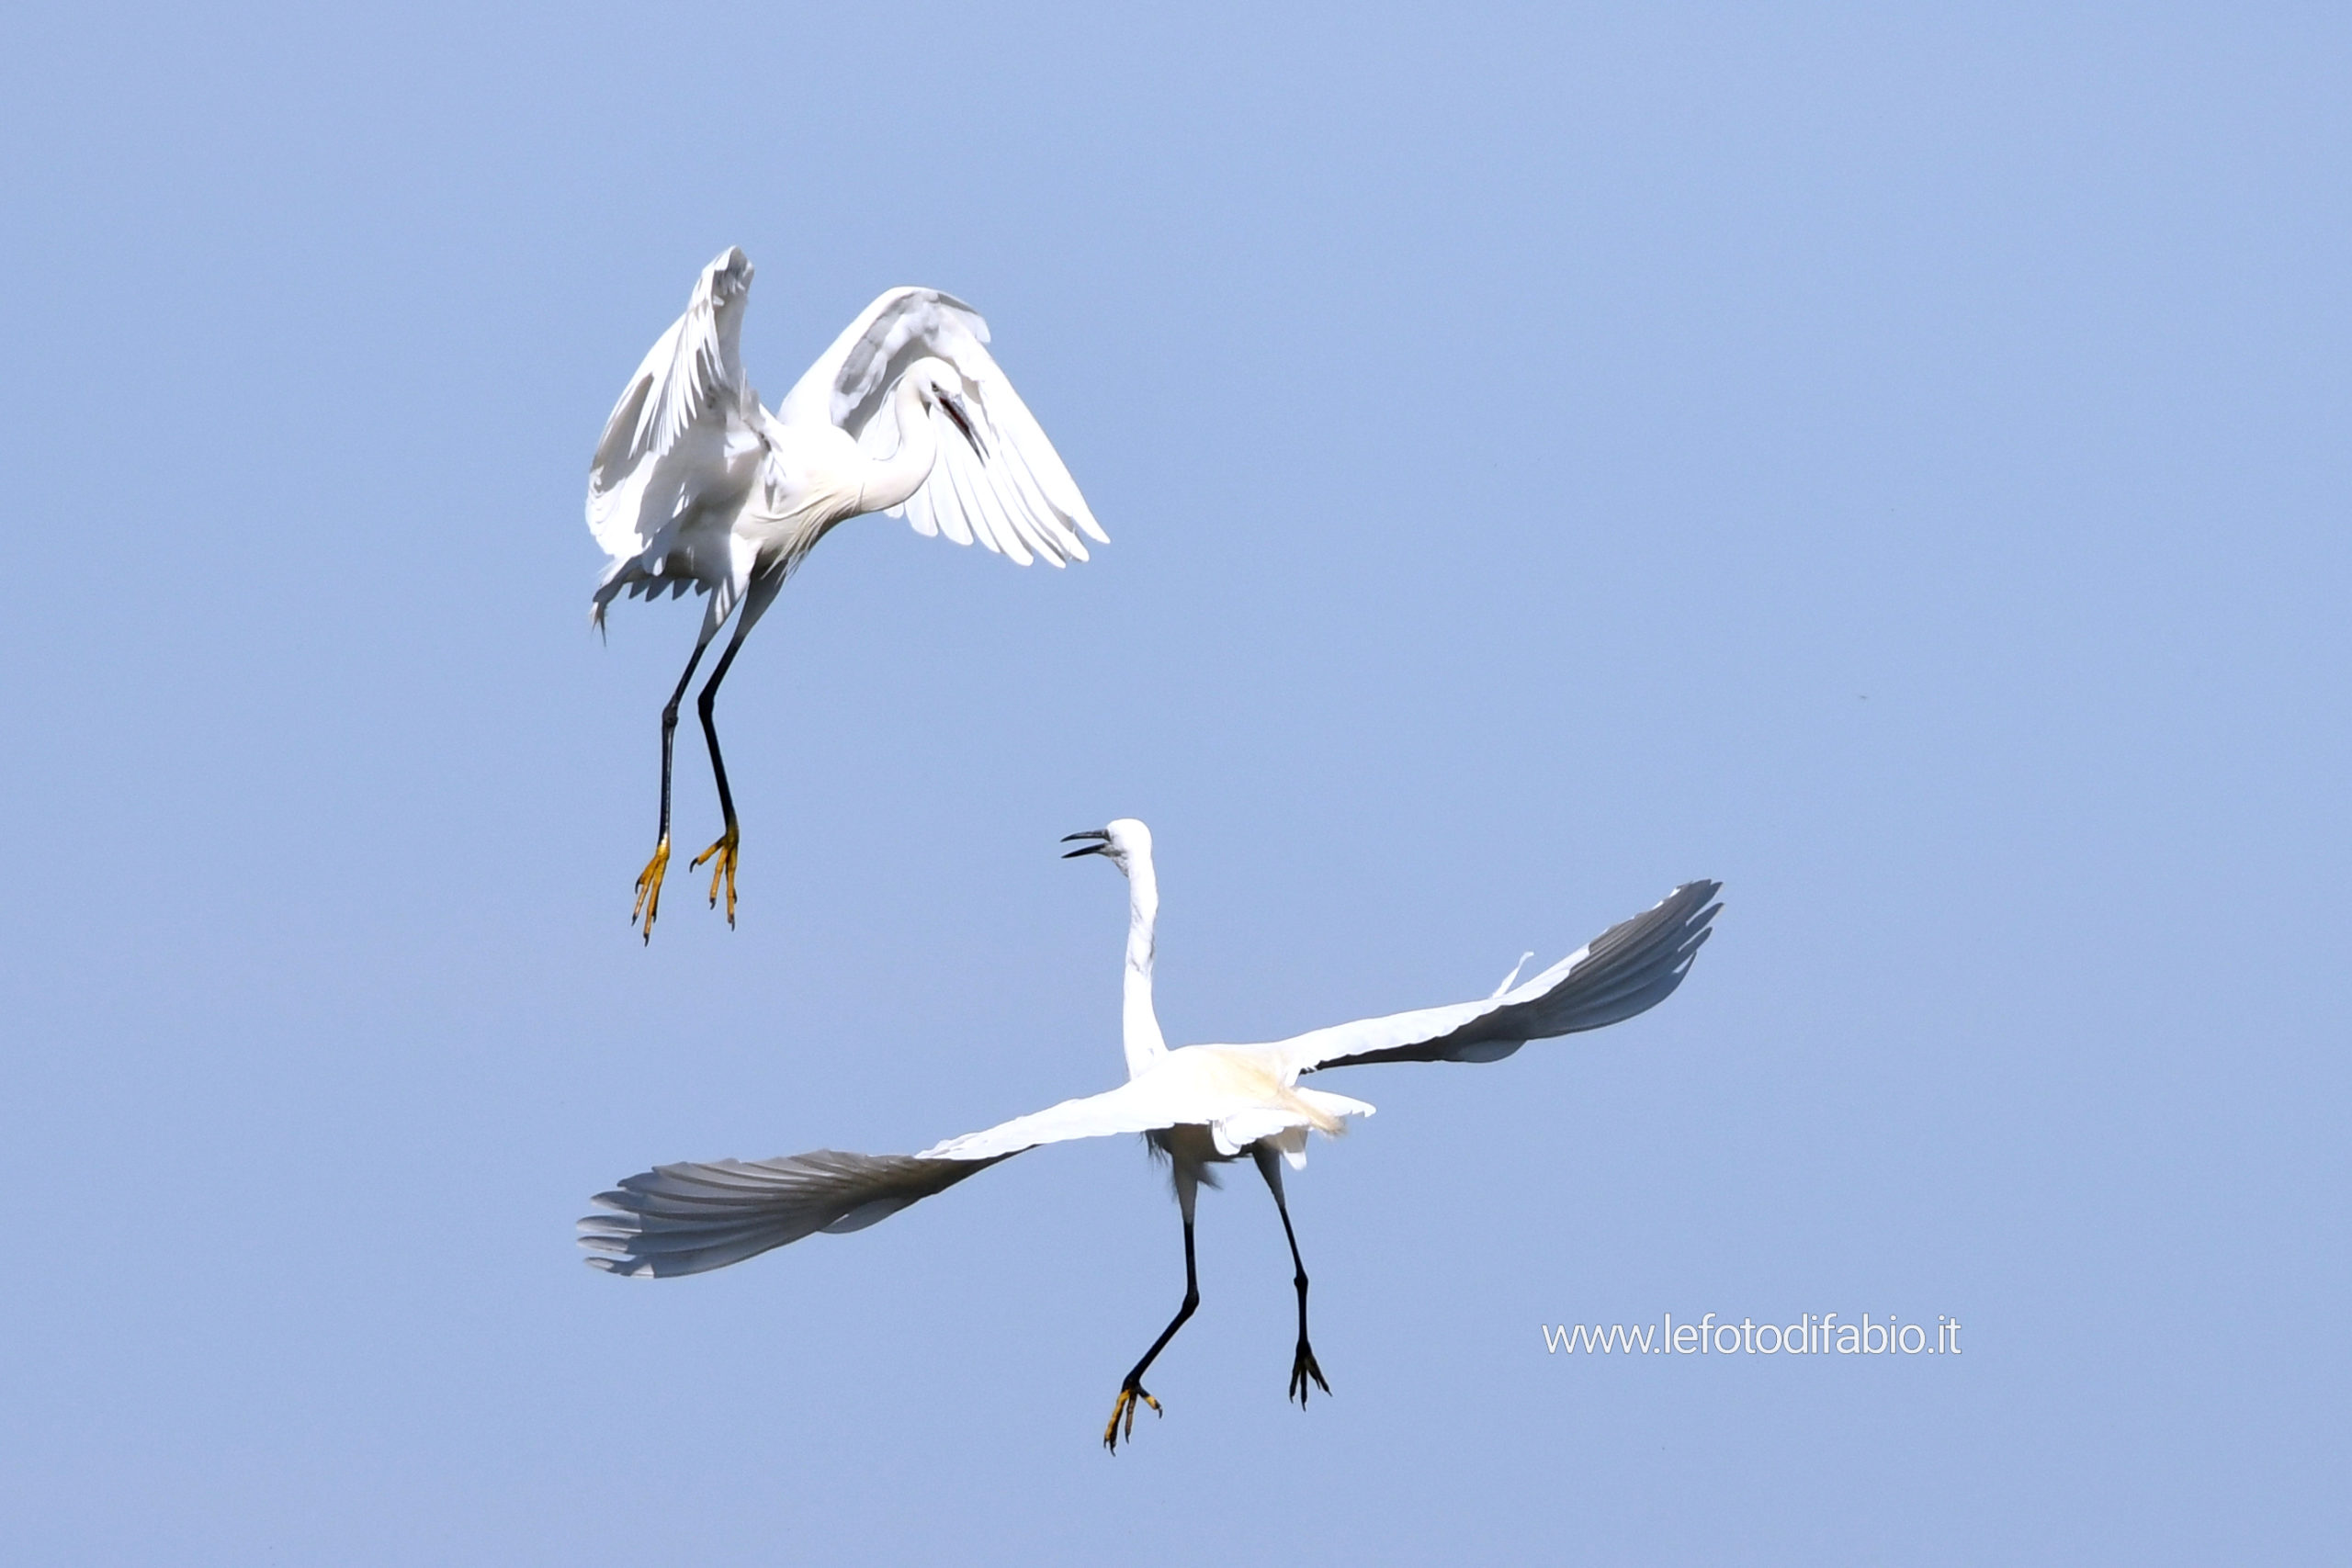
[585,248,757,567]
[580,1079,1190,1279]
[916,1076,1211,1162]
[1268,881,1724,1076]
[580,1150,1013,1279]
[775,287,1105,567]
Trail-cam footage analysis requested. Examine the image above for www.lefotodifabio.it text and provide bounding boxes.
[1542,1314,1961,1356]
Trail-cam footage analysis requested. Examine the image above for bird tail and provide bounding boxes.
[579,1149,1011,1278]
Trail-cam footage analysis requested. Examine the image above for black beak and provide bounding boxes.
[1061,829,1111,859]
[940,392,987,456]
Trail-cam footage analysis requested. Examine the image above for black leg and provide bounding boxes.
[1104,1216,1199,1452]
[632,640,708,942]
[1255,1146,1330,1406]
[685,630,747,925]
[658,645,707,850]
[695,633,745,838]
[687,569,786,928]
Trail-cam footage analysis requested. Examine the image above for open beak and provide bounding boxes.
[939,391,987,457]
[1061,829,1111,860]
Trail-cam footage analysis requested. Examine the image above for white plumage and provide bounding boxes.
[587,249,1104,937]
[581,818,1722,1450]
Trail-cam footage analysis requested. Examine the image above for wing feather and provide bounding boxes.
[964,426,1056,565]
[942,428,1022,560]
[972,436,1056,563]
[998,436,1088,559]
[901,483,940,539]
[578,1149,1012,1279]
[921,448,976,547]
[775,287,1102,563]
[1270,882,1724,1076]
[585,249,755,564]
[941,440,989,548]
[578,1077,1204,1280]
[990,430,1080,558]
[917,1077,1186,1162]
[993,386,1105,543]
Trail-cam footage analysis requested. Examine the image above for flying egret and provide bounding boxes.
[579,820,1721,1450]
[587,249,1104,939]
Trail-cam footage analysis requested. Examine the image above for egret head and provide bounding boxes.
[909,357,987,456]
[1061,818,1151,875]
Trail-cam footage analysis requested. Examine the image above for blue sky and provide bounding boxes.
[1,4,2346,1562]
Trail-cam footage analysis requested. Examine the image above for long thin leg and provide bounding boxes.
[1104,1214,1198,1453]
[688,569,784,927]
[631,639,709,942]
[1254,1145,1330,1406]
[685,632,746,925]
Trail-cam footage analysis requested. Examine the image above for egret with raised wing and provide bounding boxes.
[587,249,1104,938]
[579,820,1721,1450]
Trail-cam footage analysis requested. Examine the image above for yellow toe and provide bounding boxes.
[632,839,673,939]
[691,826,740,926]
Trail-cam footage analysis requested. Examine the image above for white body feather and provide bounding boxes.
[586,249,1106,638]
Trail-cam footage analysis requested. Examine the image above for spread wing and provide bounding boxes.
[579,1080,1187,1279]
[775,287,1105,567]
[579,1150,1013,1279]
[581,887,1720,1281]
[916,1075,1242,1163]
[1268,881,1724,1077]
[584,248,758,569]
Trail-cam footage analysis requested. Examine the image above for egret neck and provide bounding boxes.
[848,364,947,516]
[1120,842,1168,1080]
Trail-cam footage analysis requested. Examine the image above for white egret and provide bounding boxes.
[579,820,1720,1450]
[587,249,1104,938]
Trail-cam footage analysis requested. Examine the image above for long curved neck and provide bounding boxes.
[1120,851,1168,1081]
[851,376,941,515]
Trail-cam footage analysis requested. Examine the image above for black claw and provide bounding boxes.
[1290,1344,1330,1406]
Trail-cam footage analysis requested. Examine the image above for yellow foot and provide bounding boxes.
[1290,1338,1331,1406]
[1102,1380,1160,1453]
[690,823,740,928]
[632,838,672,943]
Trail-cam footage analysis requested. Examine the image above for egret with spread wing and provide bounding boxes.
[587,249,1104,938]
[580,820,1721,1450]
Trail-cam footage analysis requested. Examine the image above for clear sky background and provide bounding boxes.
[2,5,2346,1562]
